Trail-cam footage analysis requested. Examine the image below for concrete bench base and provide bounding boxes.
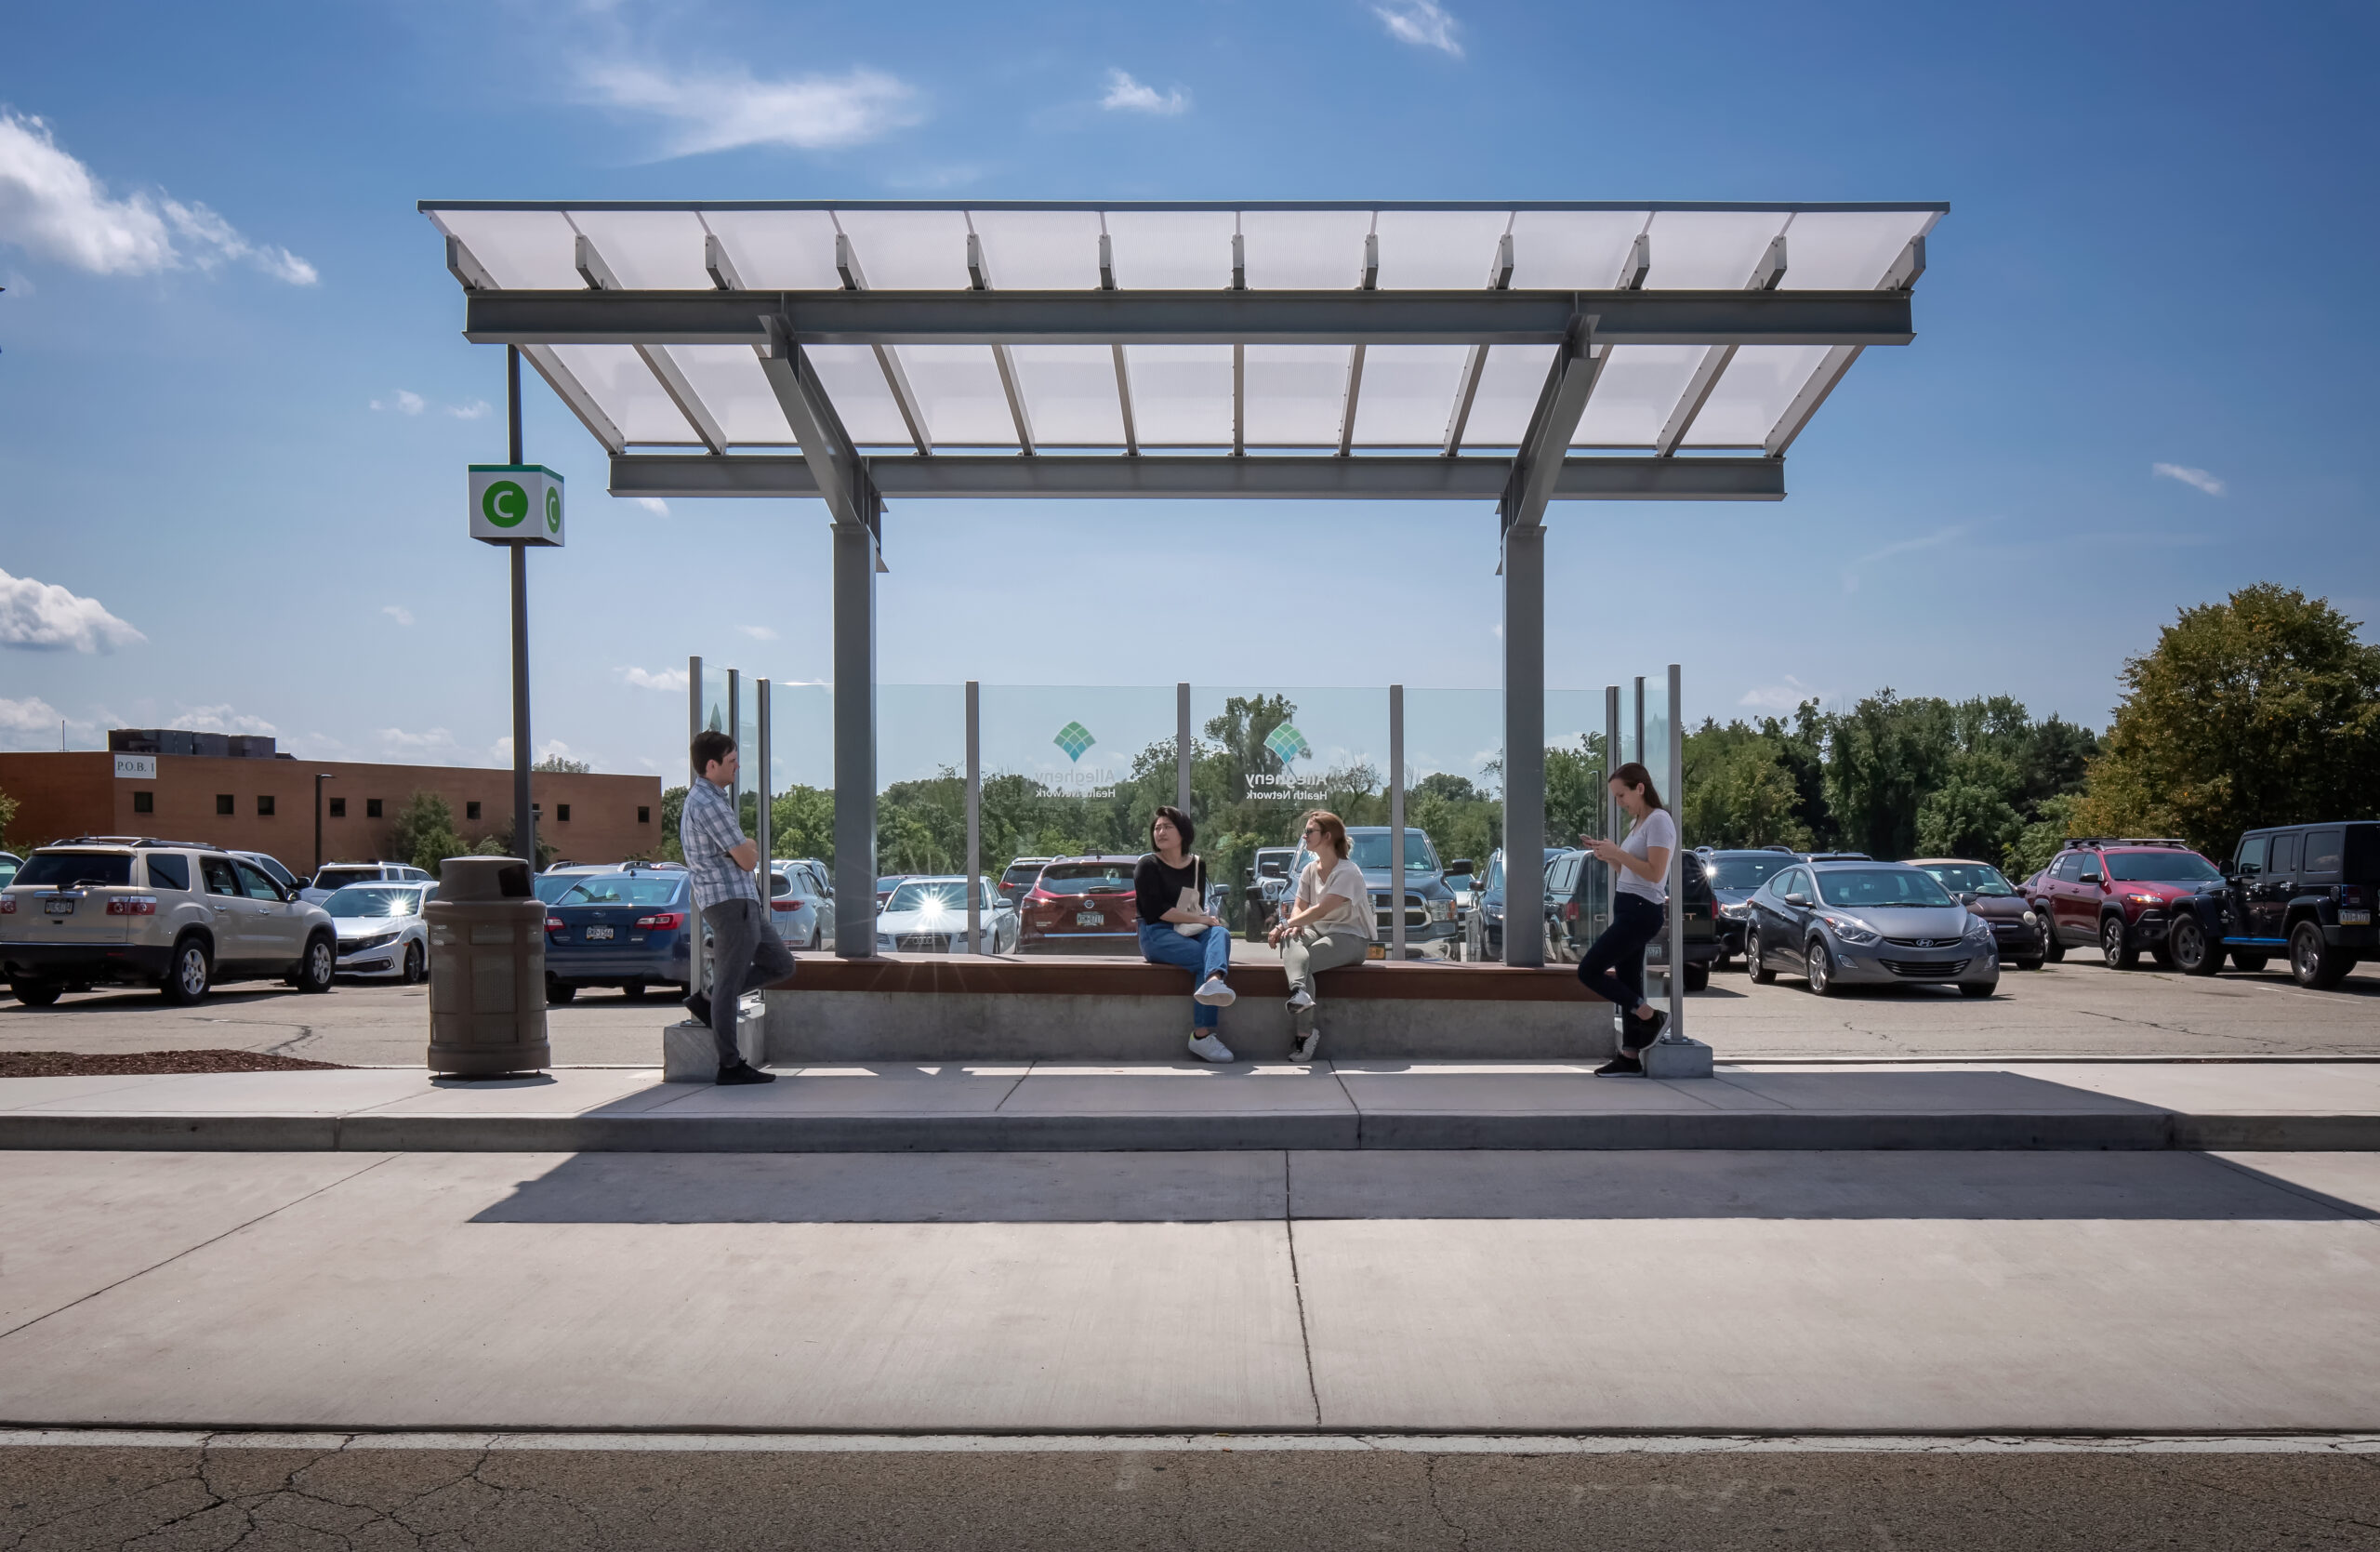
[762,955,1623,1064]
[661,997,766,1081]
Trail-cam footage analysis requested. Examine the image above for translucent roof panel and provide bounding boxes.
[1122,345,1234,445]
[699,209,842,289]
[895,345,1017,446]
[548,345,699,446]
[1351,345,1470,447]
[1101,210,1236,288]
[670,346,798,446]
[1572,345,1703,448]
[569,209,713,288]
[1371,210,1512,289]
[1778,209,1939,289]
[1009,345,1125,445]
[1639,209,1790,288]
[1461,344,1558,448]
[967,208,1104,289]
[833,209,972,289]
[1505,211,1648,289]
[803,346,913,447]
[1679,345,1832,448]
[432,208,581,289]
[1238,209,1376,289]
[1244,345,1353,446]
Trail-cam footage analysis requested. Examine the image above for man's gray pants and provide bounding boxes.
[700,898,797,1067]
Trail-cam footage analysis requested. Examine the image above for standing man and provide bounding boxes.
[681,729,791,1086]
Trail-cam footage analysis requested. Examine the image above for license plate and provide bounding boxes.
[585,925,615,941]
[1075,912,1104,926]
[44,898,73,916]
[1368,943,1388,960]
[2344,909,2373,926]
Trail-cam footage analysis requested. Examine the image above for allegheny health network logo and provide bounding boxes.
[482,479,529,528]
[1263,723,1311,764]
[1052,722,1097,763]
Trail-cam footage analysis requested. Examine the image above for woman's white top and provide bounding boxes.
[1297,856,1375,940]
[1614,808,1680,905]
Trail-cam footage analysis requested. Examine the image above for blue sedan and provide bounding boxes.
[543,868,693,1003]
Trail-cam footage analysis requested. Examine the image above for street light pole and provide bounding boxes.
[507,345,534,869]
[313,774,335,877]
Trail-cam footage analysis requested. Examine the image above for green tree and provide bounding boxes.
[531,753,591,774]
[386,791,469,877]
[1912,749,2026,861]
[2077,584,2380,857]
[469,814,558,870]
[770,785,835,865]
[656,786,688,862]
[1683,719,1814,850]
[0,784,18,850]
[2004,792,2082,880]
[1821,691,1958,858]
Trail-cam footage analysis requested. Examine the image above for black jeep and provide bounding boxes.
[2162,821,2377,988]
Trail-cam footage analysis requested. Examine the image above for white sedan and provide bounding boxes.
[323,882,433,982]
[872,876,1020,955]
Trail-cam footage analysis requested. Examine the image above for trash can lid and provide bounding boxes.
[437,856,535,900]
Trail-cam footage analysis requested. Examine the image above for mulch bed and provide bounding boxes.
[0,1050,351,1078]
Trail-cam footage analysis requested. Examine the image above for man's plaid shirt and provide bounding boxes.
[680,776,758,911]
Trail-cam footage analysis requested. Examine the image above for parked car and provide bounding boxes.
[1908,857,2045,971]
[1460,847,1566,962]
[1542,847,1721,989]
[1743,856,1998,997]
[767,858,837,951]
[1446,856,1479,915]
[2021,839,2224,969]
[543,866,695,1002]
[1287,827,1461,959]
[1700,847,1799,962]
[1016,856,1142,954]
[323,881,433,983]
[0,852,20,889]
[2157,821,2378,988]
[874,875,1020,955]
[303,860,431,906]
[1240,846,1299,940]
[231,851,304,895]
[534,871,592,904]
[875,875,912,909]
[998,857,1057,911]
[3,838,337,1005]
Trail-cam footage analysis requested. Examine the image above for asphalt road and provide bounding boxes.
[3,955,2373,1067]
[4,1438,2376,1550]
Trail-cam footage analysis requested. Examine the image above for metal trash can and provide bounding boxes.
[426,856,550,1076]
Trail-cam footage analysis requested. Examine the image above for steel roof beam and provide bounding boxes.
[460,288,1915,349]
[1097,234,1141,456]
[1656,233,1789,458]
[607,452,1780,501]
[573,234,727,455]
[966,232,1037,456]
[1499,318,1606,532]
[757,316,878,529]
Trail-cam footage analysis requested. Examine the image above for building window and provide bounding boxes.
[366,799,383,819]
[329,798,346,818]
[638,806,651,824]
[257,795,276,817]
[466,801,482,822]
[216,794,234,816]
[132,790,154,815]
[557,803,571,822]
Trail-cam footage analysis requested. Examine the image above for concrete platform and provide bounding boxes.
[5,1061,2380,1152]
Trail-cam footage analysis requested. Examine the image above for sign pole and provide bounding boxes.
[507,346,534,868]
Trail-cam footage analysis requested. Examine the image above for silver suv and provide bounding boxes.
[2,838,338,1007]
[301,860,431,906]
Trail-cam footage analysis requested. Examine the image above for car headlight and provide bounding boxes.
[342,931,398,953]
[2021,909,2037,925]
[2125,892,2160,907]
[1431,900,1454,922]
[1824,916,1880,946]
[1966,915,1996,941]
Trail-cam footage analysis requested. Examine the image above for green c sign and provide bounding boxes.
[482,480,528,528]
[546,487,562,534]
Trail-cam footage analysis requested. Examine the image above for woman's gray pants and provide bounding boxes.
[1280,927,1370,1031]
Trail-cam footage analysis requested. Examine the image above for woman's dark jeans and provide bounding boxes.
[1578,893,1664,1043]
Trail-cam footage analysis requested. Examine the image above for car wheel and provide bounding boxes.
[297,935,337,994]
[1805,939,1837,996]
[546,978,577,1005]
[2100,915,2138,969]
[10,980,62,1008]
[621,982,649,1001]
[1684,962,1710,992]
[2168,915,2224,977]
[401,942,427,985]
[1960,981,1997,999]
[161,937,212,1006]
[1747,929,1776,984]
[2290,921,2350,989]
[2037,909,2064,963]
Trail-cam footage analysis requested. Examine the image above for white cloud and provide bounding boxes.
[619,665,691,692]
[0,566,147,653]
[633,497,670,515]
[1739,675,1831,712]
[0,111,315,283]
[0,694,66,750]
[2153,461,2226,497]
[1373,0,1463,56]
[168,704,277,736]
[737,624,778,641]
[376,726,462,752]
[371,390,426,416]
[447,399,492,420]
[1101,70,1189,115]
[382,604,415,627]
[1840,524,1966,593]
[578,61,922,157]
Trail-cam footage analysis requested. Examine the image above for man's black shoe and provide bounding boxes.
[1593,1053,1644,1077]
[683,990,713,1027]
[716,1062,776,1086]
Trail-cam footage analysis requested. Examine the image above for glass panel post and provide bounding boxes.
[1175,683,1192,816]
[965,680,982,956]
[1390,683,1406,961]
[756,677,773,918]
[1666,662,1686,1041]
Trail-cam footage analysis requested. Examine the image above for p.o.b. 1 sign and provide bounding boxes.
[468,465,565,547]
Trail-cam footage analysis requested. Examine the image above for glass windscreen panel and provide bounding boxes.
[1815,869,1957,908]
[2105,851,2222,882]
[980,684,1175,947]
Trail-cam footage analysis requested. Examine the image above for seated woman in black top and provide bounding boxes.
[1135,804,1236,1062]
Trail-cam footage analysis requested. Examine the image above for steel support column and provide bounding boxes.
[506,345,534,869]
[1500,527,1544,967]
[965,680,982,956]
[1664,662,1686,1042]
[1390,684,1406,962]
[832,521,878,957]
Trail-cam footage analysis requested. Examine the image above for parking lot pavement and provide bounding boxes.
[2,958,2374,1068]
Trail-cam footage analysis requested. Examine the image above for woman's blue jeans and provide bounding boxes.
[1138,921,1233,1028]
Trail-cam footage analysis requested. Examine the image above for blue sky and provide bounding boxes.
[2,0,2373,783]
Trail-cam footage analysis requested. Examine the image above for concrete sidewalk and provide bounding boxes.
[3,1147,2378,1434]
[5,1060,2380,1151]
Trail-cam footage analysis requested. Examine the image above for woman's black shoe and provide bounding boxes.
[1593,1053,1644,1076]
[1624,1009,1668,1050]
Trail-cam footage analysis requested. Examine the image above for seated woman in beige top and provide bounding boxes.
[1267,810,1373,1062]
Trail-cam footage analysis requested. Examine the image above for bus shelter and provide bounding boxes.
[423,200,1940,967]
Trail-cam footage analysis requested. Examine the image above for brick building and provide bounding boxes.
[0,734,664,873]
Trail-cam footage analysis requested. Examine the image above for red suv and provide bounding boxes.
[2021,838,2226,969]
[1014,856,1143,955]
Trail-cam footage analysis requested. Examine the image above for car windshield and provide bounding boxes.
[324,885,423,918]
[1919,864,2016,896]
[559,877,683,907]
[887,881,971,915]
[1347,833,1440,871]
[1001,865,1042,887]
[1709,855,1792,890]
[17,853,135,889]
[1036,863,1136,895]
[1255,852,1291,878]
[877,877,905,892]
[1815,868,1956,908]
[0,858,17,887]
[533,874,586,903]
[313,869,379,891]
[2106,851,2221,882]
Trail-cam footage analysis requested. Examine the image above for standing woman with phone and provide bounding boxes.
[1137,804,1237,1062]
[1578,762,1675,1075]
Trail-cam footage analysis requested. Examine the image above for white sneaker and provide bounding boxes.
[1187,1031,1236,1063]
[1194,975,1236,1007]
[1286,987,1315,1011]
[1291,1028,1320,1063]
